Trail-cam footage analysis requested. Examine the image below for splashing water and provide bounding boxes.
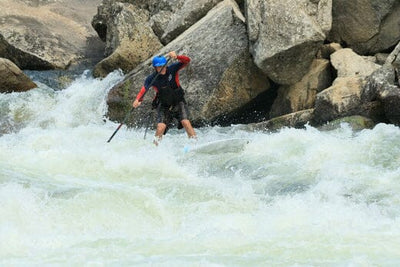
[1,70,400,266]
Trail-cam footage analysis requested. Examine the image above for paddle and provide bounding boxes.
[143,111,153,140]
[106,106,134,143]
[107,57,171,143]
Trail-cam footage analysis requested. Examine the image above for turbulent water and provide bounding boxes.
[1,70,400,266]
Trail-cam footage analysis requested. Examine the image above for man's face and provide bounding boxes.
[155,65,167,74]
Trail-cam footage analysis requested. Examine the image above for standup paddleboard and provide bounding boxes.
[184,138,249,154]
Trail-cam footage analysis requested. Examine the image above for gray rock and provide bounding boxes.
[147,0,184,14]
[329,0,400,55]
[92,1,163,77]
[312,48,383,124]
[245,0,330,85]
[270,59,332,118]
[0,58,37,93]
[316,42,342,59]
[361,66,396,103]
[330,48,380,78]
[147,0,184,38]
[0,0,103,70]
[375,53,389,65]
[314,77,365,124]
[149,10,173,38]
[361,42,400,125]
[161,0,224,44]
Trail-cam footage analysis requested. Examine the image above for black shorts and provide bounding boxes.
[157,101,190,125]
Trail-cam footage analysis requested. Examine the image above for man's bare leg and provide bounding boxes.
[154,122,167,146]
[181,119,196,138]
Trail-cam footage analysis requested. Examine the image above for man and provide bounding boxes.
[132,51,196,145]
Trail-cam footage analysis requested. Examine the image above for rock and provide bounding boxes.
[147,0,185,38]
[106,0,270,126]
[380,87,400,124]
[202,50,270,121]
[161,0,224,44]
[361,42,400,125]
[244,109,315,132]
[0,58,37,93]
[317,42,342,59]
[92,1,163,77]
[330,48,380,78]
[318,115,376,131]
[312,48,382,124]
[150,10,173,38]
[375,53,389,65]
[270,59,332,118]
[314,77,365,124]
[329,0,400,55]
[245,0,331,85]
[147,0,183,14]
[361,66,396,103]
[0,0,103,70]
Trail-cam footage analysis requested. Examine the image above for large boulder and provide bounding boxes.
[329,0,400,55]
[0,58,37,93]
[313,48,381,124]
[270,59,332,118]
[245,0,331,85]
[331,48,381,78]
[314,77,365,123]
[361,42,400,125]
[148,0,185,38]
[0,0,103,70]
[106,0,270,126]
[160,0,223,44]
[92,1,163,77]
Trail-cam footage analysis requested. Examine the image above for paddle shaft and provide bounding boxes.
[106,107,134,143]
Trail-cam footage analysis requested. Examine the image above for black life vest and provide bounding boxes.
[153,73,184,107]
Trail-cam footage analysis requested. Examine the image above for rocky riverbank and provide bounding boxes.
[1,0,399,130]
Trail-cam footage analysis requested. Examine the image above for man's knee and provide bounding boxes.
[181,119,191,127]
[156,123,167,134]
[157,123,167,130]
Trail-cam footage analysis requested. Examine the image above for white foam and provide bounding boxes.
[1,71,400,265]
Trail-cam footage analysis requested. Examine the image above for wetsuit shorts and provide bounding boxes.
[157,101,189,125]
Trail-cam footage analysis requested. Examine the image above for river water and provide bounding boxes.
[1,70,400,266]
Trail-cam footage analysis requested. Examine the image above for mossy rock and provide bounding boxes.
[318,115,376,131]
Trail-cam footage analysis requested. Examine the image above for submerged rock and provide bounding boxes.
[243,109,315,132]
[318,115,376,131]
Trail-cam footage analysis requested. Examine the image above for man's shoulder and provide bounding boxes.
[146,72,157,80]
[145,72,156,82]
[144,72,157,87]
[168,62,182,72]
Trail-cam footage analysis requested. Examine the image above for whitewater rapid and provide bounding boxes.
[1,70,400,266]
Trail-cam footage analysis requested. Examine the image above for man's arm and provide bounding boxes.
[132,86,147,108]
[168,51,190,70]
[177,54,190,65]
[132,74,156,108]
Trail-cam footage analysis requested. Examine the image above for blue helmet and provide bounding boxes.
[152,56,167,67]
